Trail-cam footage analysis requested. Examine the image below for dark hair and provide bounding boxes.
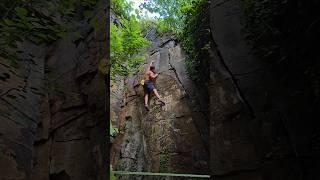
[150,66,155,71]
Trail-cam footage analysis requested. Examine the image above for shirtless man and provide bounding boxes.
[144,61,165,111]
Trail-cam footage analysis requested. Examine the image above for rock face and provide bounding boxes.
[0,40,47,180]
[210,0,319,179]
[0,0,108,179]
[111,33,210,178]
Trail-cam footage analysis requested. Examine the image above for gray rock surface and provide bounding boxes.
[111,35,210,179]
[0,0,108,179]
[210,0,303,179]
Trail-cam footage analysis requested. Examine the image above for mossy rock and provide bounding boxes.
[159,153,170,173]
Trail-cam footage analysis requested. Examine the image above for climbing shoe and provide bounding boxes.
[158,99,165,106]
[145,105,150,111]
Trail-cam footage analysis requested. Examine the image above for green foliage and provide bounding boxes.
[110,0,150,80]
[139,18,170,35]
[142,0,181,31]
[0,0,98,67]
[141,0,198,33]
[240,0,286,62]
[154,19,172,35]
[110,120,119,136]
[159,154,170,173]
[139,17,154,32]
[0,6,66,48]
[111,0,209,82]
[121,18,149,57]
[178,0,210,82]
[109,120,117,179]
[111,0,210,82]
[240,0,320,101]
[240,0,320,65]
[109,121,117,179]
[111,0,133,19]
[110,165,116,180]
[140,0,210,81]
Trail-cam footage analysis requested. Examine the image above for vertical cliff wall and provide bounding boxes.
[0,37,47,180]
[111,31,210,179]
[0,0,108,179]
[210,0,319,179]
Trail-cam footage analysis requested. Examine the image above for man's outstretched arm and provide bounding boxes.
[145,61,154,72]
[150,73,159,79]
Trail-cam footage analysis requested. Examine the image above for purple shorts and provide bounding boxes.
[143,80,155,95]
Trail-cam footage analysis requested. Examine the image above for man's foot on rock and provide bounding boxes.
[158,99,165,106]
[145,105,150,111]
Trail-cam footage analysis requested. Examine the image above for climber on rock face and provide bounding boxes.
[143,60,165,111]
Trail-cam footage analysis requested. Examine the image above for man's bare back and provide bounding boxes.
[145,70,156,80]
[143,61,165,111]
[145,61,158,80]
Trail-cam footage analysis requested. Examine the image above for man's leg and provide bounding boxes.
[153,89,165,105]
[144,94,150,111]
[144,94,148,105]
[153,89,161,99]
